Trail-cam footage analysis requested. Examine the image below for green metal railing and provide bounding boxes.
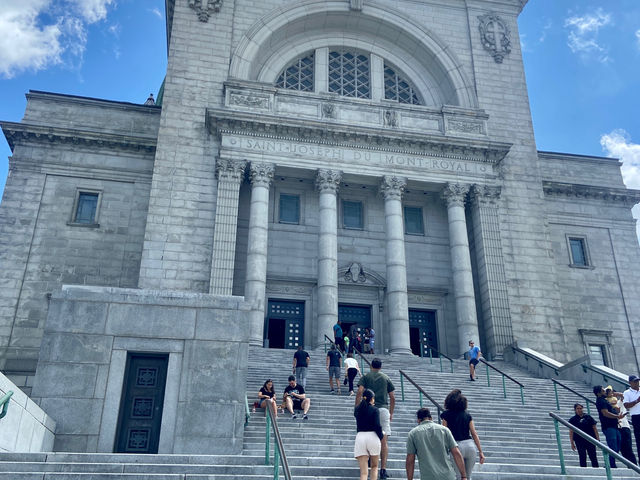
[421,344,454,373]
[0,390,13,420]
[478,359,525,405]
[264,402,292,480]
[399,370,443,423]
[551,379,596,415]
[549,411,640,478]
[244,394,251,427]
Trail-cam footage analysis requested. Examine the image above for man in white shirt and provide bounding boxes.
[623,374,640,459]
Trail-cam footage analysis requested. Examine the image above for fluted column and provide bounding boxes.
[209,158,246,295]
[380,176,412,355]
[315,169,342,347]
[469,185,513,358]
[245,162,275,346]
[443,183,479,354]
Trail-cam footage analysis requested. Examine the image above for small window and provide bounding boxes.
[404,206,424,235]
[275,52,314,92]
[588,344,608,367]
[384,64,422,105]
[568,236,589,267]
[342,200,363,229]
[328,51,371,99]
[73,192,99,225]
[279,194,300,224]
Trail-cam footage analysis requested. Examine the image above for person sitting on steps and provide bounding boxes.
[284,375,310,420]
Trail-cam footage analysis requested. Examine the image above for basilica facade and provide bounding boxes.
[1,0,640,453]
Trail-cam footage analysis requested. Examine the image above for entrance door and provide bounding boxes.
[115,353,168,453]
[266,300,304,349]
[338,304,371,337]
[408,309,438,357]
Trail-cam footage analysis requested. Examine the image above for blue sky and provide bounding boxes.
[1,1,639,238]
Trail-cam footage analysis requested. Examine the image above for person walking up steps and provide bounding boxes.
[354,388,383,480]
[467,340,481,381]
[326,343,342,394]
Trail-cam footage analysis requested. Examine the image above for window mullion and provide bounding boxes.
[370,54,384,101]
[315,47,328,93]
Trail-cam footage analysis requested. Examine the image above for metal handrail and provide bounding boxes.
[265,401,293,480]
[0,391,13,420]
[399,370,444,423]
[549,411,640,478]
[244,394,251,427]
[478,358,525,405]
[582,364,630,389]
[422,344,454,373]
[551,379,596,415]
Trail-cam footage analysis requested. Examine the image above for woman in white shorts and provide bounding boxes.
[354,389,383,480]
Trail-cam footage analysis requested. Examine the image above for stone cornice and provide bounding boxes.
[1,122,157,154]
[543,181,640,206]
[206,108,512,164]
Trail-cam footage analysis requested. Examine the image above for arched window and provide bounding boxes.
[384,64,421,105]
[274,49,422,105]
[275,53,314,91]
[328,50,370,99]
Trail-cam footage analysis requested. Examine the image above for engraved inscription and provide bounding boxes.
[229,92,270,109]
[448,120,483,134]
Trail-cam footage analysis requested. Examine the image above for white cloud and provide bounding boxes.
[600,129,640,242]
[636,30,640,49]
[564,9,612,62]
[0,0,114,79]
[151,7,163,19]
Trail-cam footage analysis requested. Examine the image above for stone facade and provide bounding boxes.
[1,0,640,452]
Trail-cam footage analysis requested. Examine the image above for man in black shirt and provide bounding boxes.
[292,345,310,389]
[284,375,310,420]
[594,385,625,468]
[568,403,599,467]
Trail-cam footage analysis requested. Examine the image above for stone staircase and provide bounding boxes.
[0,346,638,479]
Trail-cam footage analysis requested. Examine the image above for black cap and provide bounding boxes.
[629,375,640,383]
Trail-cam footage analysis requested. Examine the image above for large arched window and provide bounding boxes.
[274,48,423,105]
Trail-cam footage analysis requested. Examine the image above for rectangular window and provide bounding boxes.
[74,192,99,224]
[404,206,424,235]
[588,344,608,367]
[568,237,589,266]
[279,194,300,224]
[343,200,363,229]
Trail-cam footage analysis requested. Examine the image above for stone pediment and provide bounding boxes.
[338,263,386,287]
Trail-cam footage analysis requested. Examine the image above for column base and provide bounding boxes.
[389,347,414,356]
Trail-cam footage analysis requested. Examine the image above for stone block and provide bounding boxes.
[32,363,98,398]
[39,398,102,435]
[174,402,243,454]
[194,308,250,342]
[106,304,196,339]
[45,299,108,334]
[39,333,113,364]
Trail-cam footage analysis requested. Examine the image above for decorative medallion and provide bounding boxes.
[189,0,222,22]
[322,103,336,119]
[383,110,398,128]
[345,262,367,283]
[478,13,511,63]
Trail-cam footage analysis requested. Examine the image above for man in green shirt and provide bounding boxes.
[356,358,395,479]
[406,408,467,480]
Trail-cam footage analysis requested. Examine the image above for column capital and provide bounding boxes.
[442,183,471,207]
[249,162,275,188]
[380,176,407,200]
[470,184,502,206]
[316,169,342,193]
[216,158,246,182]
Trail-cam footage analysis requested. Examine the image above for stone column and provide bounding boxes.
[443,183,480,354]
[245,162,274,346]
[380,176,412,355]
[209,158,246,295]
[469,185,513,358]
[315,169,342,347]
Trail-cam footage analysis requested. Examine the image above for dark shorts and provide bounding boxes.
[469,358,479,366]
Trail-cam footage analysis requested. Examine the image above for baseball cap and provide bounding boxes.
[629,375,640,382]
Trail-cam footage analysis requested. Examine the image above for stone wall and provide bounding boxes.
[0,371,55,453]
[30,286,250,454]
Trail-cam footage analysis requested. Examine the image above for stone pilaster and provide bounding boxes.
[315,169,342,347]
[209,158,246,295]
[442,183,480,354]
[245,162,274,346]
[469,185,513,358]
[380,176,412,355]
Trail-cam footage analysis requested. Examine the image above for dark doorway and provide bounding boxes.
[115,353,168,454]
[266,300,304,349]
[408,309,438,357]
[338,304,372,340]
[267,318,286,349]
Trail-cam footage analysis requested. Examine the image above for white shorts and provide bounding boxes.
[354,431,381,458]
[379,407,391,436]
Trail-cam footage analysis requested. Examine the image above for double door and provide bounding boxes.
[409,309,438,357]
[265,299,304,349]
